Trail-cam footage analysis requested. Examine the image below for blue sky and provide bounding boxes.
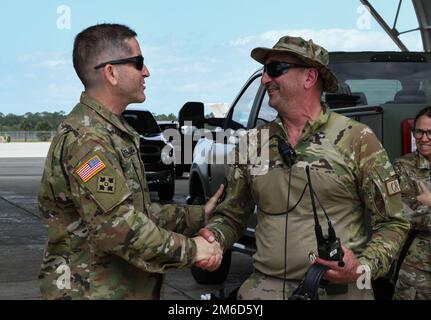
[0,0,423,116]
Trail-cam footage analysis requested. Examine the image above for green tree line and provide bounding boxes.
[153,113,177,121]
[0,111,67,131]
[0,111,178,131]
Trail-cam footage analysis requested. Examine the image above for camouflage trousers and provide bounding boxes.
[393,264,431,300]
[237,270,374,300]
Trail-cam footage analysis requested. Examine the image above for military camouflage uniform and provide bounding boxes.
[38,93,205,299]
[393,152,431,299]
[207,104,410,300]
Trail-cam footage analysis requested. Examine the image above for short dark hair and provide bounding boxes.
[414,106,431,128]
[73,23,137,88]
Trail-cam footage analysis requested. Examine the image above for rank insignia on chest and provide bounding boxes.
[76,155,106,182]
[97,176,115,193]
[385,178,401,196]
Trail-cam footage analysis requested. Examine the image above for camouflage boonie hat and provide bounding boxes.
[251,35,339,93]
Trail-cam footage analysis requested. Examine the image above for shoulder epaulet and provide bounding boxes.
[58,122,77,136]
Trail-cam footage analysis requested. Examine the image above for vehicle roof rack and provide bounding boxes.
[370,53,427,62]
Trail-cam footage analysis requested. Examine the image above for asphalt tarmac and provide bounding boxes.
[0,157,252,300]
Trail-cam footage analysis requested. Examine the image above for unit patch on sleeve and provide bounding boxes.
[385,177,401,196]
[97,176,115,193]
[76,155,106,183]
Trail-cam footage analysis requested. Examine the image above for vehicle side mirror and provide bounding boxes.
[181,125,197,135]
[178,101,205,129]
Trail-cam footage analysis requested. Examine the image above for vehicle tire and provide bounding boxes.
[158,172,175,201]
[189,192,232,284]
[191,249,232,285]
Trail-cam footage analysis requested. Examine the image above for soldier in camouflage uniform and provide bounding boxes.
[199,36,410,299]
[38,24,224,299]
[392,106,431,300]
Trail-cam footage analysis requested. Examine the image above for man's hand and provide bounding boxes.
[314,245,361,284]
[198,227,215,243]
[192,235,222,268]
[417,181,431,206]
[203,184,225,224]
[194,228,223,272]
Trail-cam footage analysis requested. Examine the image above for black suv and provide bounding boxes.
[123,107,175,201]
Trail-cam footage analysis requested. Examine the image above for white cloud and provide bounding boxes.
[36,82,82,108]
[37,59,69,69]
[175,83,201,93]
[8,28,425,116]
[16,51,45,63]
[17,51,71,70]
[229,28,422,52]
[146,28,424,116]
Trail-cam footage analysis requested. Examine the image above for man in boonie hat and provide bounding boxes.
[251,35,338,93]
[199,35,409,300]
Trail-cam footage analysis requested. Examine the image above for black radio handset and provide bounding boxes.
[277,136,296,168]
[305,166,345,267]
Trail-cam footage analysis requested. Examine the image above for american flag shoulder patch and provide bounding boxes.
[76,155,106,183]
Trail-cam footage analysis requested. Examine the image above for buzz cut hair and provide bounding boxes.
[73,23,137,88]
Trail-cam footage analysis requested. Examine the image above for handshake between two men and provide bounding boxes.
[192,184,225,271]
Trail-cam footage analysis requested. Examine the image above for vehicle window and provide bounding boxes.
[327,61,431,106]
[256,91,277,127]
[345,79,402,105]
[231,76,261,129]
[123,111,161,137]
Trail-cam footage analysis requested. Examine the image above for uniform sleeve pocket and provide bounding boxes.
[367,168,402,217]
[71,151,132,213]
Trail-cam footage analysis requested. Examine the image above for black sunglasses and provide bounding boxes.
[94,55,144,70]
[263,61,309,78]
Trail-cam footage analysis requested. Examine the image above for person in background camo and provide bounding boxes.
[38,23,224,300]
[392,106,431,300]
[198,35,410,299]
